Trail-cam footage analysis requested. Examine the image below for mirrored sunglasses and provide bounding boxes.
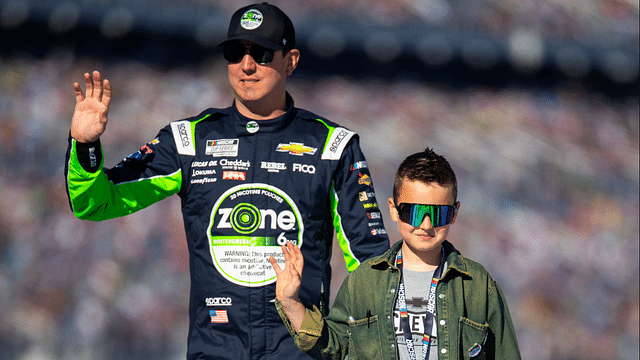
[395,203,457,228]
[223,42,275,65]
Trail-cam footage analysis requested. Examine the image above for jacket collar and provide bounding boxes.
[232,92,296,136]
[370,240,471,278]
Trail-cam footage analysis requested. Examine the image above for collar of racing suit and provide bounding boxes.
[232,92,296,136]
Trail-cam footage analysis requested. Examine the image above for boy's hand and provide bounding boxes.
[270,241,306,332]
[270,241,303,304]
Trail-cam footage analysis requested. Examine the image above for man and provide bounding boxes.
[65,3,389,359]
[272,148,521,359]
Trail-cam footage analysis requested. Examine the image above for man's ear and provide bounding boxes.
[285,49,300,76]
[388,198,399,223]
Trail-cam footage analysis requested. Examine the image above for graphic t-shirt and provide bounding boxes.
[395,268,440,360]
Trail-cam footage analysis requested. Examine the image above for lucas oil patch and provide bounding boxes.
[208,184,303,287]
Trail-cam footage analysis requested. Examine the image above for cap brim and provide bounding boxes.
[217,34,283,50]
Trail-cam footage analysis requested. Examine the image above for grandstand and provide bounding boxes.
[0,1,637,359]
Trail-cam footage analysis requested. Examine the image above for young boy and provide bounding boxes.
[270,148,522,359]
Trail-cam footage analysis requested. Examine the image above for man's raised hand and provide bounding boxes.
[70,71,111,143]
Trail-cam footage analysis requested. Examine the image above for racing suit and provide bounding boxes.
[64,94,390,359]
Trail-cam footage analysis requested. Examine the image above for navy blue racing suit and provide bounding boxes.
[65,94,390,359]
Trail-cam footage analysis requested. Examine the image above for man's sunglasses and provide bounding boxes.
[395,203,457,228]
[223,42,275,65]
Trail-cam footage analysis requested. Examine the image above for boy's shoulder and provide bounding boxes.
[443,241,498,287]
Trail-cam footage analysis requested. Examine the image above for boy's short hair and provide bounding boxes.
[393,148,458,204]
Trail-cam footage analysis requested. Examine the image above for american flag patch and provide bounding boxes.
[210,310,229,324]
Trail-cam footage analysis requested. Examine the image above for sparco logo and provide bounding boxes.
[206,297,233,306]
[330,129,349,152]
[177,123,190,147]
[88,147,97,168]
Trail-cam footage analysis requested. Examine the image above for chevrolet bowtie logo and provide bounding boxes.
[276,142,318,156]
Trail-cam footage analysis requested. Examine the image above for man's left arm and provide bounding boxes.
[329,135,389,272]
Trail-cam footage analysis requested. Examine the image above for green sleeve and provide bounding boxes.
[66,138,182,221]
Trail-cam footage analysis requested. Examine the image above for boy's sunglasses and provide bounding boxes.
[223,42,275,65]
[395,203,457,228]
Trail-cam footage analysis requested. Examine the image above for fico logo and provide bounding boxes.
[292,163,315,174]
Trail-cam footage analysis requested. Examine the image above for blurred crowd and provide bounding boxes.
[0,28,638,360]
[84,0,639,39]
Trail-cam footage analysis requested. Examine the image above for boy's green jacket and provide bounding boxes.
[277,240,522,360]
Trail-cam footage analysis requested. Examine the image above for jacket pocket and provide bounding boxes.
[459,317,489,360]
[348,315,384,360]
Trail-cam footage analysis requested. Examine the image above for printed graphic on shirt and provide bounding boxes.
[208,184,303,287]
[394,305,438,359]
[395,268,439,360]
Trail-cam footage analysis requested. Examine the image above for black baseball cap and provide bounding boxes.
[218,3,295,51]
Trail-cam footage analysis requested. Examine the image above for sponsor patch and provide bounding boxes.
[246,121,259,133]
[322,127,355,160]
[350,161,368,171]
[206,297,233,307]
[88,147,97,167]
[358,173,372,186]
[223,171,246,180]
[276,142,317,156]
[192,169,217,177]
[220,159,250,170]
[359,191,375,202]
[240,9,263,30]
[206,139,239,157]
[209,184,304,287]
[193,160,218,167]
[371,228,387,236]
[191,177,217,184]
[261,161,286,173]
[367,211,382,220]
[292,163,315,174]
[210,309,229,324]
[171,120,195,156]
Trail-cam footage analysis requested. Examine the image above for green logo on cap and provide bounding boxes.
[241,9,263,30]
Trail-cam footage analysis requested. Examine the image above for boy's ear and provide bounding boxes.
[388,198,399,223]
[450,201,461,225]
